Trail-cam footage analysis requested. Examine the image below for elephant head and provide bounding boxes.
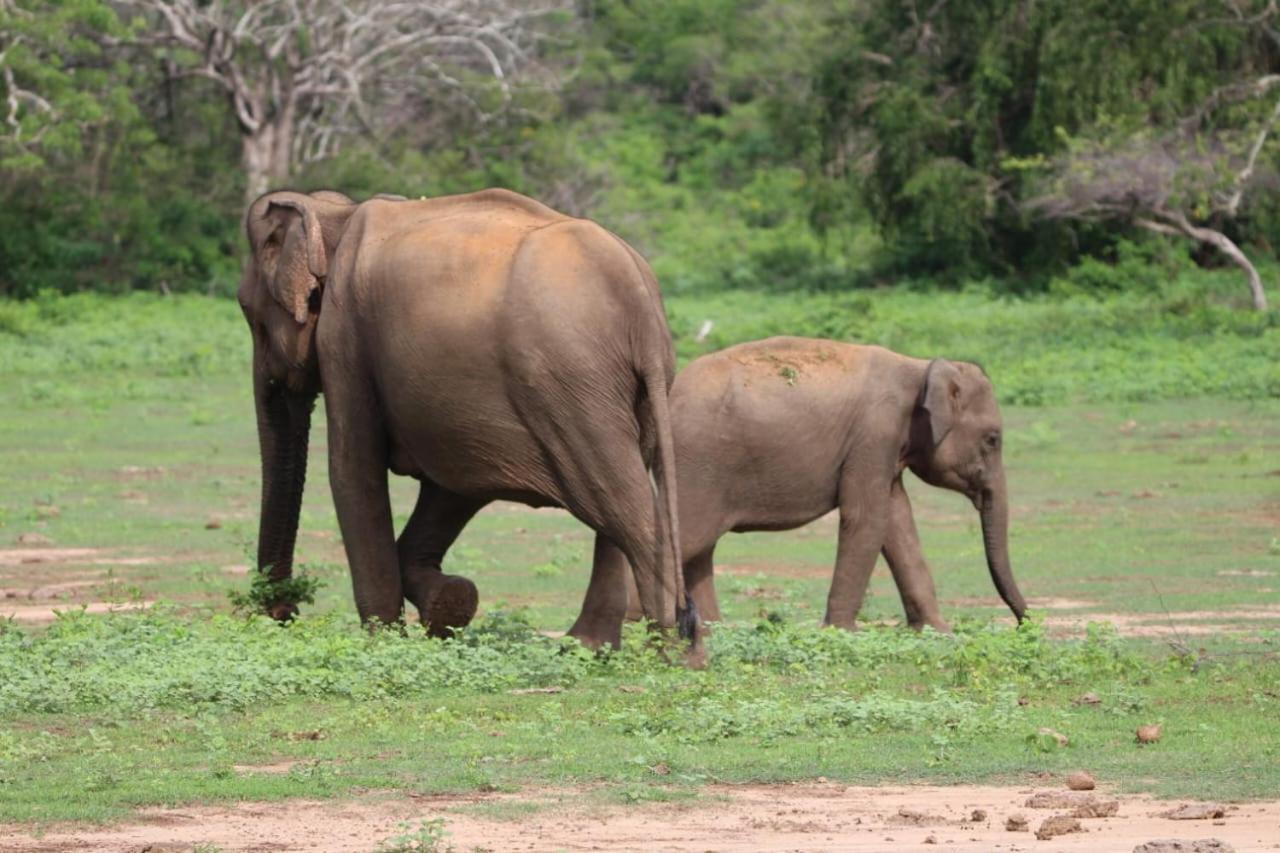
[238,189,356,619]
[906,359,1028,622]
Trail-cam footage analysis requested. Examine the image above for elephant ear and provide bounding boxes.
[252,194,329,325]
[920,359,963,447]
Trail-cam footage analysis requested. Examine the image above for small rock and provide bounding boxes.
[1075,692,1102,705]
[1026,791,1091,809]
[1067,771,1097,791]
[817,776,828,783]
[970,809,987,822]
[1039,727,1069,747]
[1132,840,1235,853]
[1018,696,1030,706]
[1162,803,1226,821]
[204,517,223,530]
[1132,489,1162,499]
[617,685,646,694]
[1036,815,1083,840]
[15,532,52,545]
[34,505,60,519]
[508,686,564,695]
[1005,814,1029,832]
[650,762,670,776]
[923,835,937,845]
[1072,799,1119,819]
[1137,724,1163,744]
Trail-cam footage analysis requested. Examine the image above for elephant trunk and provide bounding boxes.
[253,369,315,621]
[978,470,1027,622]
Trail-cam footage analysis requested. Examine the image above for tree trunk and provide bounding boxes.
[241,114,294,204]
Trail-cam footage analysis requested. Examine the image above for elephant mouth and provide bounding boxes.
[968,486,991,512]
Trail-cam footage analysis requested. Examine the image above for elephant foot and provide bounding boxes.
[821,616,859,631]
[266,601,299,623]
[566,622,623,652]
[908,617,952,633]
[420,574,479,639]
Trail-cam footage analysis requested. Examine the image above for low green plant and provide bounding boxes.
[376,819,454,853]
[227,567,323,617]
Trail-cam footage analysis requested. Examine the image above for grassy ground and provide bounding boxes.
[0,290,1278,827]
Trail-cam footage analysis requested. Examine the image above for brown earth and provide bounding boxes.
[2,784,1278,853]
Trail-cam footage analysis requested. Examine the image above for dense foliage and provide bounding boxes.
[2,281,1276,406]
[2,0,1279,300]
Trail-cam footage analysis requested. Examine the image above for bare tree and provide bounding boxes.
[116,0,566,200]
[1028,80,1280,311]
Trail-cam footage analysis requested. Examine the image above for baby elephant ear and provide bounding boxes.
[921,359,962,447]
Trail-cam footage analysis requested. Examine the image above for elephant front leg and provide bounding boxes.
[882,477,950,632]
[823,470,892,630]
[397,480,485,638]
[326,399,403,626]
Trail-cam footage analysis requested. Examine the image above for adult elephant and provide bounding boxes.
[599,337,1028,633]
[238,187,697,652]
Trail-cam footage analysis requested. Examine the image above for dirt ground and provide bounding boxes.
[2,783,1277,853]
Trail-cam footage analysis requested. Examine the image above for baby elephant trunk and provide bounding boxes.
[978,471,1027,622]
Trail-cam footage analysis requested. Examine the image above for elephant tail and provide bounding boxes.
[641,361,699,641]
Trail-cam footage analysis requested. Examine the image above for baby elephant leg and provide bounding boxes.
[882,477,950,632]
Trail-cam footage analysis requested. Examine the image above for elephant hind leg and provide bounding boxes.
[567,534,630,650]
[685,547,721,625]
[397,480,487,637]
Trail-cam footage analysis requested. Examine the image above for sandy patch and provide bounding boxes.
[0,548,156,568]
[0,600,154,624]
[1042,606,1280,638]
[1,783,1276,852]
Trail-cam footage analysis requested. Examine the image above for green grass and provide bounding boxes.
[0,288,1278,825]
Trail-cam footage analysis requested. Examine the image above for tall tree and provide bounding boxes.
[117,0,565,200]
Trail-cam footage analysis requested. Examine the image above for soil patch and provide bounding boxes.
[1042,606,1280,638]
[1,600,154,624]
[2,783,1277,852]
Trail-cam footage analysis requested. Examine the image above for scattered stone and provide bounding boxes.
[1038,727,1069,747]
[34,505,60,519]
[1133,840,1235,853]
[1067,771,1097,791]
[1118,419,1139,434]
[1026,791,1091,809]
[508,686,564,695]
[15,532,52,546]
[650,762,670,776]
[1005,815,1029,832]
[1036,815,1083,840]
[1163,803,1226,821]
[890,807,945,827]
[1132,489,1162,499]
[1018,696,1030,706]
[970,809,987,822]
[204,517,223,530]
[1075,692,1102,705]
[1072,799,1119,819]
[923,835,937,844]
[1137,724,1163,744]
[617,685,646,694]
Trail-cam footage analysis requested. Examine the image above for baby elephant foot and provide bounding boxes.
[409,571,479,638]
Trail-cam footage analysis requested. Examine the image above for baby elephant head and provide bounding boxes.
[907,360,1027,622]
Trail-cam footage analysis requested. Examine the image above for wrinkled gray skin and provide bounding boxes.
[238,187,697,655]
[592,337,1027,632]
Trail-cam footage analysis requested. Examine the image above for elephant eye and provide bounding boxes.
[984,431,1001,450]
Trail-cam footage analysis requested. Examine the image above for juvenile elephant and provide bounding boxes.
[238,187,697,651]
[590,336,1027,633]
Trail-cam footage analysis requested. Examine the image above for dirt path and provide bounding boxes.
[3,783,1277,852]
